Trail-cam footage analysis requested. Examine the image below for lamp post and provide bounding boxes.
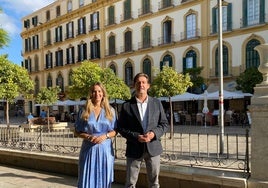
[217,0,224,154]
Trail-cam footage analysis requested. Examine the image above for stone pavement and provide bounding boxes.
[0,164,124,188]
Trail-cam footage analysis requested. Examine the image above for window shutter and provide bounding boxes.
[260,0,265,23]
[212,7,217,33]
[242,0,247,27]
[227,3,232,31]
[183,57,186,72]
[160,61,163,71]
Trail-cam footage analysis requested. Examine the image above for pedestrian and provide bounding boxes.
[40,109,47,118]
[117,73,169,188]
[74,82,117,188]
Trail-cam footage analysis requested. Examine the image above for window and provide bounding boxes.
[67,0,72,12]
[47,74,53,87]
[183,50,197,71]
[142,58,151,80]
[34,77,40,96]
[141,0,151,15]
[212,4,232,33]
[161,0,172,9]
[78,17,86,35]
[66,22,74,39]
[125,62,133,86]
[108,35,116,55]
[32,16,38,27]
[56,6,61,17]
[108,6,115,25]
[160,54,173,70]
[55,49,63,67]
[25,38,31,52]
[24,19,30,28]
[124,31,132,52]
[32,35,39,50]
[186,14,196,39]
[142,25,151,48]
[34,55,39,72]
[109,64,117,74]
[56,74,64,92]
[55,26,63,42]
[79,0,84,7]
[242,0,265,27]
[246,39,260,68]
[46,11,50,21]
[24,58,32,72]
[163,20,172,44]
[215,46,228,76]
[90,12,99,31]
[66,47,75,64]
[123,0,131,20]
[78,43,87,62]
[46,30,52,46]
[68,71,73,85]
[45,52,53,69]
[90,40,100,59]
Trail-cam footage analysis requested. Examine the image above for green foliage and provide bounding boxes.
[0,28,9,49]
[150,66,193,97]
[35,86,61,105]
[0,55,34,102]
[101,68,131,100]
[183,67,205,93]
[236,67,263,94]
[68,61,131,100]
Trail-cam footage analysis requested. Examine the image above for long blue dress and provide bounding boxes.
[75,108,117,188]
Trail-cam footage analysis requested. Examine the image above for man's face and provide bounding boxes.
[134,76,150,94]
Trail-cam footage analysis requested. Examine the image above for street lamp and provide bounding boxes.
[217,0,224,154]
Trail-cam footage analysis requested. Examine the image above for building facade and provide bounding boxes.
[21,0,268,114]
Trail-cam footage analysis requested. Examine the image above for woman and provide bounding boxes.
[75,82,117,188]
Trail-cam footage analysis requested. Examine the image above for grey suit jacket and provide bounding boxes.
[117,96,169,158]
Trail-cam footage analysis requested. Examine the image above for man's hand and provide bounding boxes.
[138,131,155,143]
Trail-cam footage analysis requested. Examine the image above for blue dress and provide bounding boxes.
[75,108,117,188]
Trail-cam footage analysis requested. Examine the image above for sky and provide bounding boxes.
[0,0,55,65]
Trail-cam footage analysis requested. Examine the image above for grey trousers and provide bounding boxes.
[125,152,160,188]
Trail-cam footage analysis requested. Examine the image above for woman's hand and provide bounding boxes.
[89,134,107,144]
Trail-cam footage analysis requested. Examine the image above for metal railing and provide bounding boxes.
[0,126,250,176]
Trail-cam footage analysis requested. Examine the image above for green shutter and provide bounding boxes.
[242,0,247,27]
[260,0,265,23]
[227,3,232,31]
[160,61,163,71]
[212,7,217,33]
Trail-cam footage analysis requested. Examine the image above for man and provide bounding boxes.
[117,73,169,188]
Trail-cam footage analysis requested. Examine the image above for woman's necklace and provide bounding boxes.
[93,106,101,120]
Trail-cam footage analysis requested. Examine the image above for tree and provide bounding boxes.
[183,67,205,94]
[35,86,61,131]
[236,67,263,94]
[0,55,34,128]
[0,8,10,48]
[68,61,131,101]
[150,66,192,138]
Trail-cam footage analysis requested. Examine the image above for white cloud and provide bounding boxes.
[0,0,55,36]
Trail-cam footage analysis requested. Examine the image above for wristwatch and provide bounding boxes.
[106,132,110,139]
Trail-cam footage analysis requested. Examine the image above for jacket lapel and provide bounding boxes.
[130,98,142,124]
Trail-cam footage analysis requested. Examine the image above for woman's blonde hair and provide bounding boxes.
[81,82,113,121]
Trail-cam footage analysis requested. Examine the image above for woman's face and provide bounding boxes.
[91,85,103,103]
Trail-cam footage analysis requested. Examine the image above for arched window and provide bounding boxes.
[246,39,260,68]
[160,54,173,70]
[163,20,172,44]
[34,77,40,96]
[109,64,117,75]
[124,30,132,52]
[125,62,133,86]
[108,35,116,55]
[142,58,151,80]
[56,74,64,92]
[183,50,197,71]
[186,14,196,39]
[215,45,229,76]
[142,25,151,48]
[47,74,52,87]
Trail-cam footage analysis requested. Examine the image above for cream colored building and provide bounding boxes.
[21,0,268,114]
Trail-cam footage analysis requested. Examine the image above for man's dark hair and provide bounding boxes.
[133,73,150,84]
